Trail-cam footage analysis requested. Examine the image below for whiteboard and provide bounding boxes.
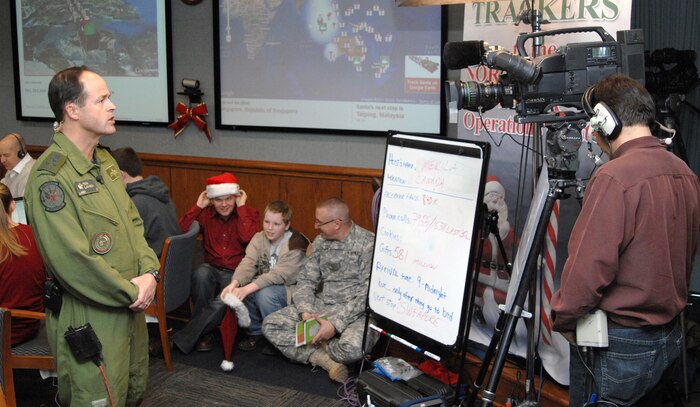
[368,133,489,347]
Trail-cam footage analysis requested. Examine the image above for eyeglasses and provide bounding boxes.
[314,218,340,227]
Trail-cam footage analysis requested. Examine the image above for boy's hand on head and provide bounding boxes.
[196,190,210,208]
[236,189,248,207]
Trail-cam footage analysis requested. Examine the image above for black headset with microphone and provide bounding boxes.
[9,133,27,159]
[656,122,676,146]
[582,86,675,146]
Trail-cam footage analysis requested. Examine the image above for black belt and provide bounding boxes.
[606,319,626,329]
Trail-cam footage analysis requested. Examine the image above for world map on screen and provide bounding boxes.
[218,0,441,104]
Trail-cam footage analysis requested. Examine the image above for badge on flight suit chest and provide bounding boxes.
[75,180,98,196]
[105,165,120,181]
[91,232,113,255]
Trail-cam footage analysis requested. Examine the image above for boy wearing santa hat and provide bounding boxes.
[171,172,260,354]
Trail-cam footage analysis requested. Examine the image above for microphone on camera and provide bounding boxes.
[443,40,487,69]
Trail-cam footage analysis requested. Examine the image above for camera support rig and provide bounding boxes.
[472,175,584,407]
[457,5,592,406]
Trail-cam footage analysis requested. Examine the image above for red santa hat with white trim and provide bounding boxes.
[206,172,240,198]
[485,175,505,198]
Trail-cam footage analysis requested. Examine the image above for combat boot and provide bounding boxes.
[308,347,349,383]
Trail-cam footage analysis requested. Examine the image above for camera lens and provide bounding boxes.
[445,81,504,112]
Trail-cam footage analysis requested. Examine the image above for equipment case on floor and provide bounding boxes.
[406,373,456,405]
[356,370,450,407]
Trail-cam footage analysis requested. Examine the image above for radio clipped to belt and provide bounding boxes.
[44,279,63,315]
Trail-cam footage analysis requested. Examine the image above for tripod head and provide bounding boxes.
[543,120,589,180]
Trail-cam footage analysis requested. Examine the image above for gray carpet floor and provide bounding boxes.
[11,352,354,406]
[143,360,348,407]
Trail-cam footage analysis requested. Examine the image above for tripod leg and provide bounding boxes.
[480,191,559,406]
[463,205,492,353]
[463,206,514,406]
[466,310,506,407]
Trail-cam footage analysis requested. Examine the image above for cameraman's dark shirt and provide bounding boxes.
[552,136,700,332]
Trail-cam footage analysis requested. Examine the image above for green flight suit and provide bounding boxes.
[25,132,160,407]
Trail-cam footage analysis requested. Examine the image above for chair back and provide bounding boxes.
[161,221,200,313]
[1,307,55,407]
[145,221,200,371]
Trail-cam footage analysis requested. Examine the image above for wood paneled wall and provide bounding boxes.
[27,146,382,240]
[139,153,382,239]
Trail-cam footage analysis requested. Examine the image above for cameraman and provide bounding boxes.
[551,74,700,406]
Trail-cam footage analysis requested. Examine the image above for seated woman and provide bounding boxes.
[0,183,46,345]
[220,200,309,354]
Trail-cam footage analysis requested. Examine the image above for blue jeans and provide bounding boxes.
[568,318,682,406]
[244,285,287,336]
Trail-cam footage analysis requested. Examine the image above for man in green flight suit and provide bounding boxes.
[25,66,160,407]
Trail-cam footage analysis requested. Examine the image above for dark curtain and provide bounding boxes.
[633,0,700,291]
[632,0,700,177]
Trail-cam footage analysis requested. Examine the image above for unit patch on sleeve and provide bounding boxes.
[39,181,66,212]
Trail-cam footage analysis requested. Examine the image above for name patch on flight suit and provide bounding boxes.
[91,232,113,255]
[39,181,66,212]
[75,180,99,197]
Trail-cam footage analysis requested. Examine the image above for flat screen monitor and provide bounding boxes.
[10,0,174,125]
[214,1,446,136]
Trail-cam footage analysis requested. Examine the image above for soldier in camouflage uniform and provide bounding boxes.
[262,197,378,382]
[25,67,159,407]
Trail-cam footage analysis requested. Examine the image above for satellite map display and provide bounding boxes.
[19,0,159,77]
[217,0,443,132]
[13,0,169,122]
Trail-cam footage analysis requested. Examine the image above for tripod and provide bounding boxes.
[471,175,582,407]
[462,204,513,348]
[462,205,513,407]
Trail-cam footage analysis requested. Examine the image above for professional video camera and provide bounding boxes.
[444,27,645,125]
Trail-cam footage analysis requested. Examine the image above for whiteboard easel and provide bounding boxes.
[368,132,490,352]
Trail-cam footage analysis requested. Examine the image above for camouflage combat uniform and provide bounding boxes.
[25,132,160,407]
[262,223,378,364]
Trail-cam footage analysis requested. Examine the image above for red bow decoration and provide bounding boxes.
[168,102,212,142]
